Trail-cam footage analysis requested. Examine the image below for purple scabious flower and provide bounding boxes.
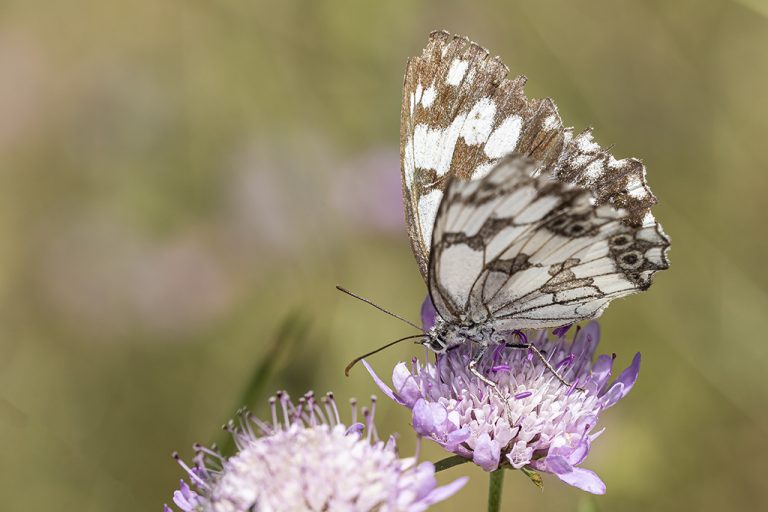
[165,391,467,511]
[365,307,640,495]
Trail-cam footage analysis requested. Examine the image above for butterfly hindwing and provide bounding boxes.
[428,156,670,328]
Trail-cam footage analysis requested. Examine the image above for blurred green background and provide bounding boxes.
[1,0,767,510]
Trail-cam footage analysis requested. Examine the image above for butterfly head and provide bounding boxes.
[424,332,449,353]
[422,318,449,353]
[423,320,475,354]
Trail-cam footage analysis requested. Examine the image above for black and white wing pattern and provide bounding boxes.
[553,127,658,226]
[428,156,670,329]
[401,31,565,280]
[401,31,668,327]
[401,31,662,281]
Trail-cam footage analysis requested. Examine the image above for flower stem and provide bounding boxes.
[488,469,505,512]
[434,455,469,472]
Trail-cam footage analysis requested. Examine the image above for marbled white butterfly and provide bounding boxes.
[342,31,669,383]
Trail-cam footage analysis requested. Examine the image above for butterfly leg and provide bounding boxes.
[467,344,515,406]
[467,343,498,389]
[506,342,585,392]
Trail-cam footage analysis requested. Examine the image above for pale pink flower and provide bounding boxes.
[166,391,467,511]
[365,301,639,495]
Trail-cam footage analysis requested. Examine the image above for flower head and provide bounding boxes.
[365,304,640,495]
[166,391,467,511]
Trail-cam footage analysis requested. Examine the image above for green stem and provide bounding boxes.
[433,455,469,472]
[488,469,505,512]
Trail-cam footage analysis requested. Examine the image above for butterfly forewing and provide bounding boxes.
[553,128,658,225]
[428,156,670,329]
[401,31,565,280]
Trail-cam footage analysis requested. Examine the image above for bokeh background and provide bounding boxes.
[2,0,768,510]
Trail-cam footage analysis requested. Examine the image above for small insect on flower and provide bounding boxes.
[364,316,640,495]
[165,391,467,511]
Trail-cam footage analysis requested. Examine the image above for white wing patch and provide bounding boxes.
[437,243,484,310]
[411,120,465,177]
[471,162,496,180]
[418,189,443,249]
[447,59,469,86]
[514,196,561,223]
[485,116,522,158]
[461,98,497,144]
[421,85,437,108]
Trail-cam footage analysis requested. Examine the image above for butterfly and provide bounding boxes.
[398,31,670,375]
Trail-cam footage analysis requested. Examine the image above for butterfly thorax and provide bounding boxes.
[426,318,503,354]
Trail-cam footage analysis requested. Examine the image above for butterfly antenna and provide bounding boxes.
[335,285,425,332]
[344,334,425,376]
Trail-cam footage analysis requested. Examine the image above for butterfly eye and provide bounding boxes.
[428,337,447,353]
[618,250,644,270]
[610,234,634,250]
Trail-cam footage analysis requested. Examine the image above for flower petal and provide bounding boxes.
[173,486,198,511]
[472,433,501,471]
[421,295,438,330]
[572,322,600,359]
[505,442,534,469]
[589,428,606,442]
[544,454,606,494]
[554,466,606,495]
[545,454,573,475]
[600,382,624,407]
[602,352,641,407]
[362,360,405,405]
[412,399,448,436]
[422,476,469,505]
[445,426,471,448]
[408,461,439,500]
[392,362,423,406]
[574,414,598,435]
[546,432,591,467]
[618,352,641,389]
[566,438,590,466]
[345,423,364,436]
[589,354,614,394]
